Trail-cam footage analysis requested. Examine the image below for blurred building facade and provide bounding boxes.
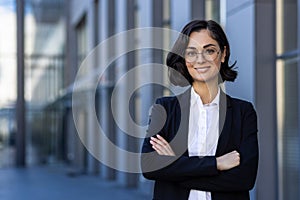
[62,0,299,199]
[1,0,299,200]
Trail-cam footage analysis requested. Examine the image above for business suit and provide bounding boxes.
[141,87,258,200]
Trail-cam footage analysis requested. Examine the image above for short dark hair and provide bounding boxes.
[167,20,237,86]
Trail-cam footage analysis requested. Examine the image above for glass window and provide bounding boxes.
[76,16,87,72]
[277,58,299,200]
[205,0,220,22]
[25,0,66,165]
[276,0,298,55]
[276,0,299,199]
[0,0,16,105]
[0,0,16,168]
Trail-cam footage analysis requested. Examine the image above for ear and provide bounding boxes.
[221,46,227,63]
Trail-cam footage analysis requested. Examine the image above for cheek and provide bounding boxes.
[216,63,221,71]
[214,61,222,71]
[185,62,193,69]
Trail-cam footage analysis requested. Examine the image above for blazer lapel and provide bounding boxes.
[174,88,232,157]
[177,87,191,134]
[216,92,232,156]
[173,87,191,156]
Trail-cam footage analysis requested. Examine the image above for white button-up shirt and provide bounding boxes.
[188,87,220,200]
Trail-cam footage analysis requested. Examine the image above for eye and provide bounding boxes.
[204,48,217,55]
[186,51,197,57]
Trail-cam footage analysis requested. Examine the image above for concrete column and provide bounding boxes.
[152,0,164,100]
[105,0,116,180]
[298,0,300,197]
[91,0,100,175]
[125,0,139,188]
[255,0,278,199]
[191,0,205,20]
[16,0,26,167]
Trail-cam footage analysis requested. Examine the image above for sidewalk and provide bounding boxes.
[0,165,151,200]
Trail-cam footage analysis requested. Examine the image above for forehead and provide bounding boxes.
[187,29,218,48]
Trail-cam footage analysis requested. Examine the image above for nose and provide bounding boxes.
[196,52,205,63]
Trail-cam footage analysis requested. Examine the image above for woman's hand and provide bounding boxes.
[216,150,240,171]
[150,135,240,170]
[150,135,175,156]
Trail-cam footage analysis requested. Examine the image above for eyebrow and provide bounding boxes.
[186,44,217,49]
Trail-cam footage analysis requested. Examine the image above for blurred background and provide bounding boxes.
[0,0,298,199]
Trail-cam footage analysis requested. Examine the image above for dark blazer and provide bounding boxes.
[141,88,258,200]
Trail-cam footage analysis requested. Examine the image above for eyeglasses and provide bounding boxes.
[184,47,220,62]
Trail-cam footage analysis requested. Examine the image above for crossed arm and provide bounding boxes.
[141,103,258,192]
[150,134,240,171]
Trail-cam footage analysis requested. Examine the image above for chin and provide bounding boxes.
[192,75,218,83]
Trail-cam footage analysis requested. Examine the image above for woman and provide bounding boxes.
[141,20,258,200]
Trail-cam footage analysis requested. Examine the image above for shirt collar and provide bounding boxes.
[190,86,220,107]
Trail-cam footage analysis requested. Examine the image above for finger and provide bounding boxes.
[166,148,175,156]
[151,140,169,155]
[151,139,167,153]
[156,135,174,155]
[149,140,156,146]
[164,145,174,156]
[234,151,240,157]
[165,148,173,156]
[152,145,163,155]
[229,151,240,158]
[150,139,157,145]
[158,144,169,155]
[156,135,169,145]
[150,140,165,154]
[151,136,175,156]
[151,136,166,147]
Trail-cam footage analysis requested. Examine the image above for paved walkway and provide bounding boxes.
[0,165,151,200]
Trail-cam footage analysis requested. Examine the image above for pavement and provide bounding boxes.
[0,165,151,200]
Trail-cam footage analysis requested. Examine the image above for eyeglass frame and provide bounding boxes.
[184,46,221,63]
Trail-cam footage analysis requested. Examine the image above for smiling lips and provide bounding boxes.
[194,66,210,73]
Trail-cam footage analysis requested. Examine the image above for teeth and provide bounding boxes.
[195,67,209,72]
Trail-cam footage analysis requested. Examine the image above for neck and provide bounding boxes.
[192,80,219,104]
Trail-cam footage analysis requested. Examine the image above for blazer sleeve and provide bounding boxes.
[178,103,259,192]
[141,98,219,182]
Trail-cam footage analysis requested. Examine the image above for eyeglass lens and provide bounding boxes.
[185,48,219,62]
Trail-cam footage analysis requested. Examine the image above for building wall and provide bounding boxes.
[225,0,255,103]
[64,1,294,199]
[255,1,278,200]
[67,0,94,174]
[225,1,278,199]
[225,1,257,199]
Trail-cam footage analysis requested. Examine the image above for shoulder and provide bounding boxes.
[155,96,178,106]
[154,96,180,116]
[228,96,253,106]
[227,95,257,115]
[154,88,190,116]
[227,96,258,133]
[155,88,190,106]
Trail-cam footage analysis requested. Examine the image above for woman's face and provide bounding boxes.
[185,29,226,84]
